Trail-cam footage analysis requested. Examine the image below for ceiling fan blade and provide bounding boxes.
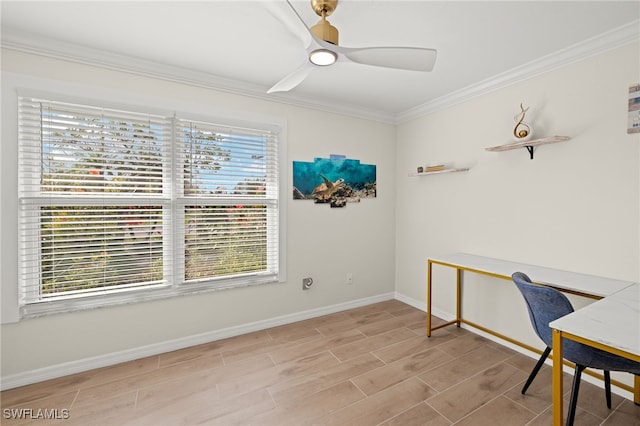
[267,63,313,93]
[341,46,437,72]
[264,0,315,48]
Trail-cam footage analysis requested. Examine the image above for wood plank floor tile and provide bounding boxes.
[315,311,396,336]
[453,395,536,426]
[372,332,457,364]
[344,301,400,317]
[427,362,528,423]
[418,344,512,392]
[72,355,230,404]
[250,380,366,425]
[297,311,354,329]
[526,405,604,426]
[133,387,275,426]
[265,320,324,343]
[0,356,158,407]
[352,347,451,396]
[220,333,320,364]
[216,351,340,398]
[601,399,640,426]
[134,369,220,411]
[64,392,137,426]
[314,377,437,426]
[378,402,451,426]
[388,306,423,317]
[208,329,274,353]
[330,327,416,362]
[372,299,414,312]
[158,342,225,368]
[357,313,426,337]
[268,353,385,405]
[567,376,626,420]
[204,389,278,425]
[502,364,575,415]
[436,331,498,357]
[269,328,365,365]
[387,307,428,323]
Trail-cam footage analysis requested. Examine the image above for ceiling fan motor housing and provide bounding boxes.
[311,20,339,45]
[310,0,339,45]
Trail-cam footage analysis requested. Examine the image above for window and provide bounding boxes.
[18,96,281,317]
[175,119,279,286]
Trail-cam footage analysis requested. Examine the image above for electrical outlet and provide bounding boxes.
[346,273,353,285]
[302,277,313,290]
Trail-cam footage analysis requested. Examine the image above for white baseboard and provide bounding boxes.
[393,291,453,322]
[1,293,394,391]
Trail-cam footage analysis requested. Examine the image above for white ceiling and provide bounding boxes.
[2,1,639,122]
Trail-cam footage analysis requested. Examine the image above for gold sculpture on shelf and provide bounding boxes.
[513,103,533,142]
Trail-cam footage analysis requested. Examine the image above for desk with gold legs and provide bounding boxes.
[426,254,638,403]
[550,283,640,426]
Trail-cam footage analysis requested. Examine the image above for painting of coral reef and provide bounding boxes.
[293,155,376,208]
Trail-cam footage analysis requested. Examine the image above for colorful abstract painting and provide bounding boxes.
[293,154,376,208]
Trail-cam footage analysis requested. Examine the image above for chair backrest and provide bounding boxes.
[511,272,574,348]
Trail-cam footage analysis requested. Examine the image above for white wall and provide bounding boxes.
[0,50,397,383]
[395,42,640,350]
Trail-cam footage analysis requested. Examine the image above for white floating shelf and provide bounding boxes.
[408,167,469,177]
[485,135,570,159]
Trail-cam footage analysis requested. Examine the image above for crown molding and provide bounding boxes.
[3,20,638,126]
[395,20,640,124]
[0,29,395,124]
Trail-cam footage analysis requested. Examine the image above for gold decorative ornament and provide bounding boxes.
[513,103,533,142]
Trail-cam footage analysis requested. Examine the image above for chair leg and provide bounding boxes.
[566,365,585,426]
[604,370,611,409]
[521,346,552,395]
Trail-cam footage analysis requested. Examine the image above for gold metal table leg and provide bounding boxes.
[552,329,564,426]
[427,260,433,337]
[456,267,462,327]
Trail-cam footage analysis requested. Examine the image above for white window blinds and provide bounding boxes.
[19,97,172,304]
[175,119,279,286]
[17,96,281,314]
[19,99,171,197]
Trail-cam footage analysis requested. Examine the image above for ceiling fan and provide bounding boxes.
[267,0,437,93]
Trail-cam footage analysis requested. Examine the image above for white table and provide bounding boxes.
[427,254,634,338]
[426,253,638,402]
[550,283,640,426]
[428,253,632,299]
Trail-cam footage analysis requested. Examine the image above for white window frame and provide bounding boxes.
[5,75,286,321]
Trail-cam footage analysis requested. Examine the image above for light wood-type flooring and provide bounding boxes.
[2,300,639,425]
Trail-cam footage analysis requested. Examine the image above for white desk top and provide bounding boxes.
[550,283,640,357]
[429,253,634,298]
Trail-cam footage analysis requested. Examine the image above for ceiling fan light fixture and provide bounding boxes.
[309,48,337,66]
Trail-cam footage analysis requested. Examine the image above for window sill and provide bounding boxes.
[20,274,279,319]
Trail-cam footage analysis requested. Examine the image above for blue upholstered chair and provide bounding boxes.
[511,272,640,426]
